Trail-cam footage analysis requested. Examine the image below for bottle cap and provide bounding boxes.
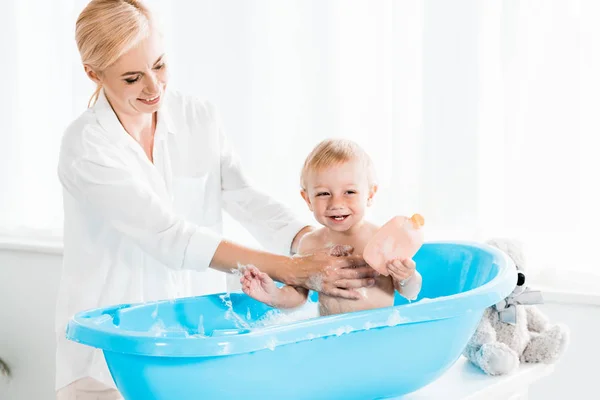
[410,214,425,228]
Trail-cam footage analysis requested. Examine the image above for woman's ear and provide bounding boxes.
[300,189,313,212]
[84,65,102,85]
[367,184,378,206]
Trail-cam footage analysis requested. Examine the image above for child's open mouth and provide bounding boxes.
[328,215,350,222]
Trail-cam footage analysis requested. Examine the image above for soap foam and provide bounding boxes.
[386,309,409,326]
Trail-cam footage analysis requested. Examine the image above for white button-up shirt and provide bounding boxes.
[55,89,306,390]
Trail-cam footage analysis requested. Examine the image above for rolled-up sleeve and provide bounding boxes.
[58,129,221,272]
[209,104,308,255]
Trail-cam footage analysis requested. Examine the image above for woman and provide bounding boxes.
[56,1,416,398]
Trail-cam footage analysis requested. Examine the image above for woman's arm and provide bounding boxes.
[209,239,375,299]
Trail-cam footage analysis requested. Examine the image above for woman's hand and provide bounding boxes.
[284,245,378,300]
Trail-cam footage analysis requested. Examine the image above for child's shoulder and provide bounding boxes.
[364,221,381,236]
[297,228,328,254]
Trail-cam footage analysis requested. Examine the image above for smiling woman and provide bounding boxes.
[54,1,376,399]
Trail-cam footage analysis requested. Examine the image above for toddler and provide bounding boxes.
[241,139,422,316]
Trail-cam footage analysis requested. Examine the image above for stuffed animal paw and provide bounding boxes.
[473,342,520,376]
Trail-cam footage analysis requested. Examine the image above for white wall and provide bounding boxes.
[0,248,62,400]
[0,248,597,400]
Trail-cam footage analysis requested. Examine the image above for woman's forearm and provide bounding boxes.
[209,239,376,300]
[209,240,294,284]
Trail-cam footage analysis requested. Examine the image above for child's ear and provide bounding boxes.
[300,189,313,211]
[367,184,378,207]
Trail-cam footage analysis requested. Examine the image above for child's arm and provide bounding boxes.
[241,265,308,309]
[387,259,422,300]
[394,270,422,300]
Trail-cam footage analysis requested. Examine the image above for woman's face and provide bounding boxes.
[87,28,168,117]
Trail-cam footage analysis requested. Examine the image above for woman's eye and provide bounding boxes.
[154,63,165,70]
[124,76,140,84]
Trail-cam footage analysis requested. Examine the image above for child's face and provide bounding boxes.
[302,159,376,232]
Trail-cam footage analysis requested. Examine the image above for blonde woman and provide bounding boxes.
[56,1,380,398]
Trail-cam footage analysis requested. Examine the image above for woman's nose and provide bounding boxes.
[144,72,160,94]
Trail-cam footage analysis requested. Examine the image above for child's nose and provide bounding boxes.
[328,196,345,209]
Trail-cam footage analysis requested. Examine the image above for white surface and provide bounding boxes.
[404,357,553,399]
[0,234,62,255]
[528,303,599,399]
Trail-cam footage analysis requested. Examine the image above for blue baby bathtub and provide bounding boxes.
[66,241,516,399]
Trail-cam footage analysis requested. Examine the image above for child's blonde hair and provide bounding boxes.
[300,139,377,190]
[75,0,153,107]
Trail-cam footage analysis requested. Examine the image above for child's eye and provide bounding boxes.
[124,76,141,84]
[316,192,330,197]
[346,190,357,195]
[154,63,165,70]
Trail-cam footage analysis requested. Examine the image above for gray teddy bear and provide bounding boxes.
[463,238,570,375]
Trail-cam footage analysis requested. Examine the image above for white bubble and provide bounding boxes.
[386,309,409,326]
[197,315,205,336]
[218,342,231,355]
[266,338,277,351]
[332,325,354,336]
[149,319,166,337]
[364,321,376,330]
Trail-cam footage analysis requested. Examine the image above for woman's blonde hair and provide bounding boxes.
[300,138,377,190]
[75,0,153,107]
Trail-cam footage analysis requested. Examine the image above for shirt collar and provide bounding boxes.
[93,89,176,146]
[156,91,176,136]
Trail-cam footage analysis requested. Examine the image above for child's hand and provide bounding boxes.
[388,259,422,300]
[387,258,416,285]
[240,265,280,306]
